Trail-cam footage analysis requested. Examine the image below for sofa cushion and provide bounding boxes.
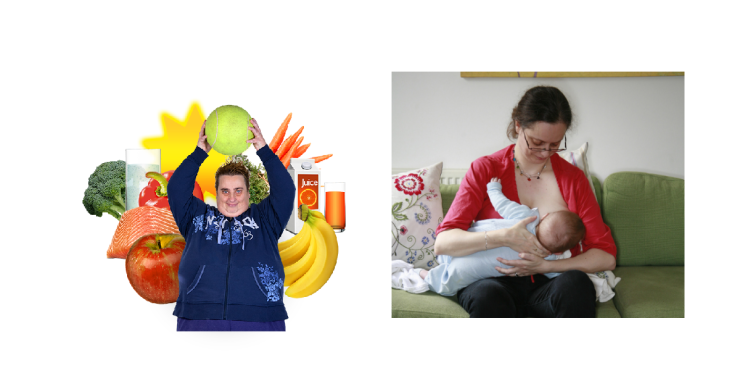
[391,288,622,318]
[612,266,684,318]
[392,289,469,318]
[440,184,460,216]
[602,172,684,266]
[595,299,622,318]
[392,162,444,269]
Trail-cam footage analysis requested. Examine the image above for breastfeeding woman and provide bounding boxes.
[434,86,617,318]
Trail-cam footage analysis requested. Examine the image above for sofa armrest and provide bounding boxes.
[603,172,684,266]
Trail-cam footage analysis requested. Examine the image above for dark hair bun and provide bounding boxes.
[506,86,573,141]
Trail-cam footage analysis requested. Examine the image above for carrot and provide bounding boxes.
[281,136,303,168]
[269,113,292,152]
[308,154,333,163]
[276,126,304,160]
[293,143,311,158]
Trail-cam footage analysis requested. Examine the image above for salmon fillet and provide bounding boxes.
[107,206,181,258]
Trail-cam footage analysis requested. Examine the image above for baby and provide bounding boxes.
[392,177,585,296]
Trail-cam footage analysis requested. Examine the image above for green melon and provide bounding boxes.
[205,105,254,155]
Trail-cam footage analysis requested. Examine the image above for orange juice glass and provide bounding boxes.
[325,182,345,232]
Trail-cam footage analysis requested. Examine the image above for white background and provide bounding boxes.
[393,73,684,179]
[1,1,737,388]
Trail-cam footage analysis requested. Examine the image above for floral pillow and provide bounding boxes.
[391,162,444,270]
[557,142,596,196]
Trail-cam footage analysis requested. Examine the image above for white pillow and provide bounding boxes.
[391,162,444,270]
[557,142,596,196]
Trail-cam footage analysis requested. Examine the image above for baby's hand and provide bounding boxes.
[490,177,501,184]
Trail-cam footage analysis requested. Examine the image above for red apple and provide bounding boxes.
[126,233,185,304]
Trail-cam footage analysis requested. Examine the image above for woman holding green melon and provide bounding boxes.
[169,106,296,331]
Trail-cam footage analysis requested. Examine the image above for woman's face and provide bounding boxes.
[516,121,568,164]
[217,174,250,217]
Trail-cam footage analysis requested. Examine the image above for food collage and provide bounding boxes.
[82,103,344,324]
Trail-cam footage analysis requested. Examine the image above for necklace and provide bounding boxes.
[513,148,547,181]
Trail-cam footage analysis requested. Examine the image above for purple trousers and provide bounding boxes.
[177,317,286,331]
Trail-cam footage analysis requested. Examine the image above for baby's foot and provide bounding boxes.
[490,177,501,183]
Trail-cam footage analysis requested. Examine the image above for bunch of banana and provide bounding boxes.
[279,204,338,298]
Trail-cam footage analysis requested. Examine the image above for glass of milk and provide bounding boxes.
[125,149,161,211]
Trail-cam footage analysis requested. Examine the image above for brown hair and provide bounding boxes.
[215,161,250,191]
[506,86,573,142]
[539,210,585,254]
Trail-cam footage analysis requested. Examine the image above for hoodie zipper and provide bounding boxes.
[223,218,232,319]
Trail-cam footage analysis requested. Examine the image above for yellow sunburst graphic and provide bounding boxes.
[141,102,225,196]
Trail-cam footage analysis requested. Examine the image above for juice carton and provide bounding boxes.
[286,158,321,233]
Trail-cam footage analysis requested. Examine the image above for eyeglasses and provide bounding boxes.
[522,130,567,153]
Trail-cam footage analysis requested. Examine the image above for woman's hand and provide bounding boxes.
[504,216,550,257]
[246,118,267,151]
[495,252,551,277]
[198,120,212,153]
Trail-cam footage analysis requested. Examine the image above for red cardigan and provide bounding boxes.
[437,144,617,258]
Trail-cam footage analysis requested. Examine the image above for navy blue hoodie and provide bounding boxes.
[168,145,295,321]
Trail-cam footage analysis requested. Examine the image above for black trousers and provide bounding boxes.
[456,270,595,318]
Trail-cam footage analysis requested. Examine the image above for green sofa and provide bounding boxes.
[392,172,685,318]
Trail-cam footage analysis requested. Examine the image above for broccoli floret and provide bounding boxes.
[83,160,126,220]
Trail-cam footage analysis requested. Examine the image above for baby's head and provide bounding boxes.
[535,211,585,254]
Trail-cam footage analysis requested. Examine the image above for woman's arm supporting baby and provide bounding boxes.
[412,178,555,296]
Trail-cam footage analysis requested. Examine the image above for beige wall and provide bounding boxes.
[392,72,685,180]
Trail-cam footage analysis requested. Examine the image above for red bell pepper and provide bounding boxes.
[138,170,204,209]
